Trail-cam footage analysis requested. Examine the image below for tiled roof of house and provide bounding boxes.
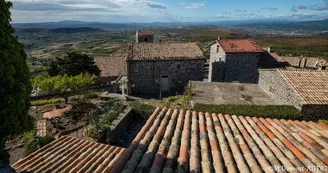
[218,39,263,53]
[280,70,328,105]
[43,106,72,119]
[112,107,328,173]
[94,56,127,78]
[281,57,327,68]
[126,42,204,60]
[12,136,125,173]
[136,30,153,35]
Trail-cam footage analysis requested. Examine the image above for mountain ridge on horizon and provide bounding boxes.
[12,19,328,31]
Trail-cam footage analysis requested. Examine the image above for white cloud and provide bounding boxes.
[290,4,307,12]
[181,2,204,9]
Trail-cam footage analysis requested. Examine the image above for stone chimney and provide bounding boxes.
[298,55,303,68]
[267,47,271,53]
[303,56,307,68]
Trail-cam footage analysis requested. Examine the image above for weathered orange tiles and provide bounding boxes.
[13,108,328,173]
[112,107,328,173]
[12,136,125,173]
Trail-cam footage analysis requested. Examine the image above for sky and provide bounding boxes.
[8,0,328,23]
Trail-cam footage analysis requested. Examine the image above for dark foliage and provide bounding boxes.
[0,0,33,163]
[47,52,100,76]
[194,104,302,120]
[23,135,55,156]
[64,100,97,121]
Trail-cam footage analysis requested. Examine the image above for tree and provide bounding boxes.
[47,52,100,77]
[0,0,33,164]
[32,73,94,103]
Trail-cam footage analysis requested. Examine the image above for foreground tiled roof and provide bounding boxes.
[94,56,127,78]
[12,136,125,173]
[280,70,328,105]
[127,42,204,60]
[218,39,263,53]
[113,107,328,173]
[136,30,153,35]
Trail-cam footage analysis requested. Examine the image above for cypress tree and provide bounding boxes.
[0,0,33,164]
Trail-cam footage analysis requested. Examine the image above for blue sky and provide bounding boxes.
[9,0,328,23]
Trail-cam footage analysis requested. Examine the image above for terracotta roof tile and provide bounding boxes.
[112,108,328,173]
[279,70,328,105]
[94,56,127,78]
[127,42,204,60]
[43,106,72,119]
[12,136,125,173]
[218,39,263,53]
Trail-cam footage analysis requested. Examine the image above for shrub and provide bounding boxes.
[83,92,98,99]
[238,85,245,91]
[40,135,55,146]
[31,98,62,106]
[162,95,189,109]
[21,131,35,144]
[64,100,97,121]
[130,101,156,119]
[24,139,39,156]
[193,104,302,120]
[241,93,252,101]
[23,135,55,156]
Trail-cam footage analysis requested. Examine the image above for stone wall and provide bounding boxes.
[209,43,260,83]
[105,107,133,144]
[258,69,303,110]
[209,43,226,82]
[127,60,204,94]
[224,53,260,83]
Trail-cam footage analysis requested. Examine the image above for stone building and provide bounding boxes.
[259,69,328,120]
[94,56,128,93]
[209,39,263,83]
[127,42,205,94]
[136,30,154,43]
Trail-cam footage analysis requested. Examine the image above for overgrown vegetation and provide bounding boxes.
[129,101,156,119]
[31,98,62,106]
[69,97,127,139]
[194,104,302,120]
[241,93,252,101]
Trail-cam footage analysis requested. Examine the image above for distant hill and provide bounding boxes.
[12,19,328,31]
[238,19,328,31]
[49,27,104,33]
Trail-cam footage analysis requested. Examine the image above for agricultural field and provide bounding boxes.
[253,37,328,58]
[16,26,328,75]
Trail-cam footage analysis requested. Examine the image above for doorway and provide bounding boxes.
[160,75,169,92]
